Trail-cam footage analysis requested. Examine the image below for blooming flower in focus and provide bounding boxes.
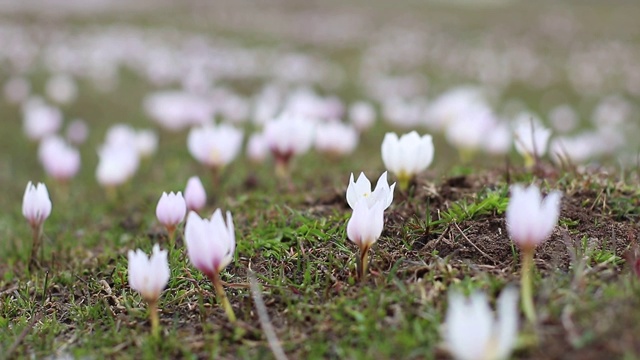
[185,209,237,322]
[128,244,170,303]
[381,131,434,191]
[314,122,359,157]
[346,172,395,210]
[346,199,385,280]
[187,123,244,170]
[185,210,236,278]
[506,184,561,324]
[506,184,561,252]
[443,288,519,360]
[184,176,207,213]
[23,181,52,266]
[127,244,170,337]
[23,181,52,229]
[156,192,187,233]
[38,136,81,182]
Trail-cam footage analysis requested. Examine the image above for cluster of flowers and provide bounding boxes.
[22,165,562,360]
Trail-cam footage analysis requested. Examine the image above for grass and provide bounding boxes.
[3,2,640,359]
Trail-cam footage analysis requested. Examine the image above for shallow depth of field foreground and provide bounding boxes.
[2,1,640,359]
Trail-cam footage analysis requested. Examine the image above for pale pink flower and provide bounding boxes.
[314,122,359,156]
[349,101,376,132]
[38,136,81,182]
[187,123,243,169]
[184,177,207,213]
[246,133,269,163]
[128,244,170,302]
[184,210,235,278]
[65,119,89,145]
[22,181,52,229]
[155,192,187,229]
[22,101,62,141]
[506,184,561,251]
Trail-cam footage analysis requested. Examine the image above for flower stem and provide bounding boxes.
[397,175,411,193]
[29,225,42,269]
[167,226,176,251]
[149,300,160,339]
[357,246,370,282]
[210,272,237,323]
[105,185,117,202]
[521,248,536,324]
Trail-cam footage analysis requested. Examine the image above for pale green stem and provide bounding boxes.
[459,148,475,164]
[105,186,118,202]
[167,226,176,251]
[398,176,411,193]
[521,248,536,324]
[149,299,160,339]
[210,272,237,323]
[357,245,371,282]
[523,154,535,170]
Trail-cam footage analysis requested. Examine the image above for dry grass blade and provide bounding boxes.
[248,271,289,360]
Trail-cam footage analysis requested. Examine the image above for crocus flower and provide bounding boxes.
[22,181,52,266]
[381,131,434,191]
[22,100,62,141]
[184,176,207,213]
[444,288,519,360]
[263,112,315,179]
[349,101,376,132]
[96,144,140,192]
[127,244,170,337]
[156,192,187,248]
[65,119,89,145]
[346,172,395,210]
[506,185,561,253]
[506,184,561,324]
[346,199,385,280]
[246,132,270,163]
[128,244,170,303]
[38,136,81,183]
[187,123,244,171]
[135,130,158,158]
[185,210,237,322]
[45,73,78,105]
[23,181,52,229]
[314,122,359,157]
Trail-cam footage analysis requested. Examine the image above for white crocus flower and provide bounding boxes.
[506,184,562,252]
[381,131,434,191]
[127,244,170,303]
[187,123,244,170]
[346,198,385,280]
[444,288,519,360]
[346,172,395,210]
